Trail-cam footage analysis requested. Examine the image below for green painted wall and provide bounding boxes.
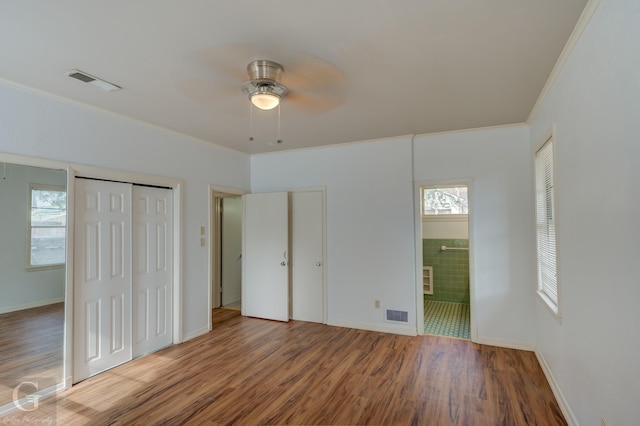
[423,239,469,303]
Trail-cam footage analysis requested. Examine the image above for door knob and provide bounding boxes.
[316,261,322,266]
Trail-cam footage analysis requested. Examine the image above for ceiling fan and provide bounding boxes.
[175,47,349,144]
[240,60,289,111]
[177,45,349,113]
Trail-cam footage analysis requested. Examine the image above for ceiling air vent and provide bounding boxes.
[65,69,121,91]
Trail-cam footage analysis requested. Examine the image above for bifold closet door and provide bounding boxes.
[243,192,289,322]
[132,185,173,357]
[74,179,133,382]
[290,191,324,323]
[74,180,173,382]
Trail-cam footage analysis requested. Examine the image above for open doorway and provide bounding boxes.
[0,162,67,414]
[210,187,246,328]
[420,184,471,339]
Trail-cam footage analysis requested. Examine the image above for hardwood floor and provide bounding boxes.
[0,303,64,406]
[4,310,565,425]
[212,307,242,325]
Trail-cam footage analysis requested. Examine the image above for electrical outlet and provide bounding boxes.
[375,300,380,309]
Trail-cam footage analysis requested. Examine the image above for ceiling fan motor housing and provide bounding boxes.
[241,60,290,102]
[247,60,284,83]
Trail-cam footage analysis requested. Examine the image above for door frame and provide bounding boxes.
[0,153,72,415]
[208,185,247,331]
[414,179,477,342]
[208,186,327,327]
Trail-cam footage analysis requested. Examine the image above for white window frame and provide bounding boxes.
[421,186,469,221]
[27,184,67,270]
[534,133,561,321]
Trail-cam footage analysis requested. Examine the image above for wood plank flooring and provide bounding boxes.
[0,303,64,407]
[4,309,565,425]
[212,307,242,325]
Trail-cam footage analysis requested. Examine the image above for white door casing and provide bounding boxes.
[132,185,173,357]
[290,191,324,323]
[73,179,132,382]
[242,192,289,322]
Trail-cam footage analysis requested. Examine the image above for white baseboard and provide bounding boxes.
[182,326,210,342]
[474,336,535,351]
[327,319,417,336]
[535,350,577,426]
[0,298,64,315]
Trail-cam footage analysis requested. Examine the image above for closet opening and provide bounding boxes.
[73,176,175,382]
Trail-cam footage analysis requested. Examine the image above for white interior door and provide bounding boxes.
[221,197,242,306]
[243,192,289,322]
[291,191,324,323]
[132,185,173,357]
[73,179,132,382]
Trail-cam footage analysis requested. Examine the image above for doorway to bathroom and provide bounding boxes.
[420,184,471,339]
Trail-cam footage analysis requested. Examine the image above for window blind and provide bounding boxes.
[535,139,558,308]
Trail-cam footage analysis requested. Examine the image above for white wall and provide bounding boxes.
[253,129,536,345]
[0,82,250,337]
[529,0,640,423]
[0,163,66,312]
[421,219,468,239]
[413,125,537,346]
[251,138,417,334]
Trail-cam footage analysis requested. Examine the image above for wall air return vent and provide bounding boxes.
[65,69,121,91]
[385,309,409,323]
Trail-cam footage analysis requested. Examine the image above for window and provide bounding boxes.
[535,137,559,316]
[28,185,67,268]
[422,186,468,218]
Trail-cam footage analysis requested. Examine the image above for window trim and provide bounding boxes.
[534,130,561,322]
[27,184,67,270]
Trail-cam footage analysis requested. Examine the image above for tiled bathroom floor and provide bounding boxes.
[424,300,470,339]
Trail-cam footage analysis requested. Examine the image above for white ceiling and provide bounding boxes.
[0,1,587,154]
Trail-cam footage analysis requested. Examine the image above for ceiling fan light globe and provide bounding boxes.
[251,93,280,110]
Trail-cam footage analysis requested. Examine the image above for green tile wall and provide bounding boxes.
[423,239,469,303]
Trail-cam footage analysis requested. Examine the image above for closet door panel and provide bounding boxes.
[291,191,324,323]
[74,179,132,383]
[132,186,173,357]
[243,192,289,322]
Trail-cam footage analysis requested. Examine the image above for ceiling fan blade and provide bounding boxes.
[175,77,238,106]
[282,53,348,90]
[174,75,249,117]
[285,91,347,114]
[187,44,258,83]
[281,53,349,114]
